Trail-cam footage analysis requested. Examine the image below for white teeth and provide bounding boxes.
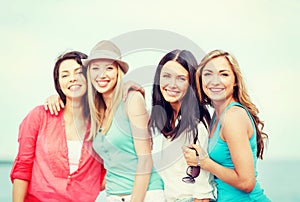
[97,81,108,87]
[69,85,80,90]
[210,88,223,92]
[166,89,178,96]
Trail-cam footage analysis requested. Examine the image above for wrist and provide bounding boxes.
[200,155,209,169]
[196,155,201,166]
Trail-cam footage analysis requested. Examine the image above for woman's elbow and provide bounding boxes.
[240,178,256,193]
[136,155,153,173]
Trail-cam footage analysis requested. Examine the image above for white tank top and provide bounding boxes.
[67,140,83,173]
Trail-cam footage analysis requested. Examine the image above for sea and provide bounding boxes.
[1,159,300,201]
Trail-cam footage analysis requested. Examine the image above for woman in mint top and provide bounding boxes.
[184,50,270,201]
[86,40,164,202]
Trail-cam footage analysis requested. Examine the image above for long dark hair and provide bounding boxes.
[149,49,211,142]
[53,51,90,119]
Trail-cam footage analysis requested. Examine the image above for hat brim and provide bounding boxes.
[84,57,128,74]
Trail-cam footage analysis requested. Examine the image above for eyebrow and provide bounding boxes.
[203,69,230,73]
[61,66,82,73]
[161,71,188,77]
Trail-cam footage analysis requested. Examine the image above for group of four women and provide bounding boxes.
[10,39,270,202]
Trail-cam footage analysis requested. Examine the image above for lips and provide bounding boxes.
[165,89,180,97]
[209,88,224,93]
[68,84,81,91]
[96,80,109,87]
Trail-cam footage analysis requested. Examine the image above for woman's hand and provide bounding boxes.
[44,95,64,115]
[123,80,145,101]
[182,144,208,167]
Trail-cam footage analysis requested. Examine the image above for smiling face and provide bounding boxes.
[89,59,118,96]
[159,60,189,105]
[201,56,236,104]
[58,59,87,101]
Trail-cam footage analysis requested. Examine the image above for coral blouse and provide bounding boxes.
[10,106,106,202]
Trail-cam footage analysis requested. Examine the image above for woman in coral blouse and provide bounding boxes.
[10,51,106,202]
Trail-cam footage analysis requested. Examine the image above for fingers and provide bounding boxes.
[182,146,198,166]
[182,146,195,158]
[44,95,62,116]
[123,90,127,102]
[59,99,65,109]
[140,88,145,98]
[192,144,208,160]
[123,81,145,101]
[182,145,190,153]
[191,144,201,151]
[49,104,55,115]
[44,102,48,111]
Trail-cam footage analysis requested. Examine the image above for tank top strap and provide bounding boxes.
[208,102,256,153]
[224,102,257,143]
[210,102,242,132]
[227,102,256,134]
[225,101,243,110]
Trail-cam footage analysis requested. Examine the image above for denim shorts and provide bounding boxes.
[106,190,166,202]
[174,197,194,202]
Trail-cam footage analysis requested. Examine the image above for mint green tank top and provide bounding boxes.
[93,101,164,196]
[209,102,270,202]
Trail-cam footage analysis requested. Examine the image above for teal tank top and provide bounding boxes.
[209,102,270,202]
[92,101,164,196]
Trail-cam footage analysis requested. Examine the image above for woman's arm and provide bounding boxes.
[12,179,28,202]
[11,107,42,201]
[192,123,215,201]
[185,107,256,193]
[125,91,152,202]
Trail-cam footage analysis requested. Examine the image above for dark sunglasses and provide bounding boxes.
[182,148,200,184]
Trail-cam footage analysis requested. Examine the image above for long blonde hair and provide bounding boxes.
[196,50,268,159]
[87,64,124,140]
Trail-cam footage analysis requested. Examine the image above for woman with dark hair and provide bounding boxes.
[10,51,106,202]
[184,50,270,201]
[150,50,216,202]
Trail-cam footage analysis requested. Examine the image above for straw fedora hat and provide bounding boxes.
[84,40,129,73]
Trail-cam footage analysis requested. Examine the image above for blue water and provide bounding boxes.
[1,160,300,201]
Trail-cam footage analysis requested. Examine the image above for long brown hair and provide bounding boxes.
[196,50,268,159]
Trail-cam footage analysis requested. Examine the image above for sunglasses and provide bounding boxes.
[182,148,200,184]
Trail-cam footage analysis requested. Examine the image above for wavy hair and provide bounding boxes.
[196,50,268,159]
[149,49,211,143]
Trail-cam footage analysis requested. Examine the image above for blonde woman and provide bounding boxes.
[184,50,270,201]
[86,40,164,202]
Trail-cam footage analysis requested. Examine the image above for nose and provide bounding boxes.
[95,67,107,78]
[69,73,78,82]
[100,70,107,78]
[210,74,221,84]
[168,77,178,88]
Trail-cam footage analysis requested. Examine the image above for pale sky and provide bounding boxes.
[1,0,299,161]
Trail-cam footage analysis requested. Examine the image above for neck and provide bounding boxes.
[64,98,85,121]
[102,92,114,110]
[170,102,181,125]
[212,97,236,118]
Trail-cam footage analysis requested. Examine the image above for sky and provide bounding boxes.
[1,0,299,161]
